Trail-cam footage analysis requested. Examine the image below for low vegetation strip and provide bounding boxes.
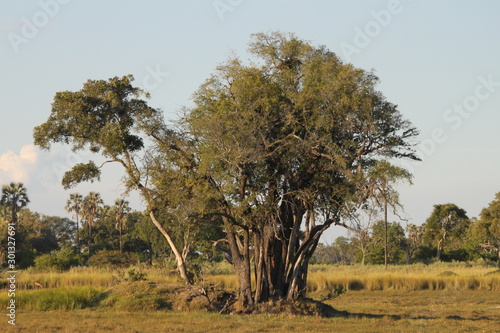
[0,286,103,311]
[1,263,498,314]
[307,271,499,293]
[307,264,499,292]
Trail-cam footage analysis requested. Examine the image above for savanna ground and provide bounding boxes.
[1,262,499,332]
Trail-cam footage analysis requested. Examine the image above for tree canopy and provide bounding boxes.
[182,32,419,303]
[1,182,30,224]
[33,32,419,305]
[472,192,500,260]
[423,203,470,260]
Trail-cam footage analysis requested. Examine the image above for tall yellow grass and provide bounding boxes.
[11,267,116,289]
[0,266,181,290]
[1,262,497,293]
[307,263,499,293]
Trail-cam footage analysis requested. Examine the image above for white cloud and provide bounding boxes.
[0,144,39,184]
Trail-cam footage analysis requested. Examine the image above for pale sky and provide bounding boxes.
[1,1,499,242]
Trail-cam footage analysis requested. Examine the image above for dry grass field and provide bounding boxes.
[1,263,499,332]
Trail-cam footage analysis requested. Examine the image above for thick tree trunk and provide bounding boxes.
[222,187,336,306]
[225,224,253,305]
[149,211,192,284]
[253,230,270,302]
[252,211,333,303]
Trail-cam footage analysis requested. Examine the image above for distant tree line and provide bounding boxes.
[312,199,500,265]
[0,183,224,270]
[1,182,498,272]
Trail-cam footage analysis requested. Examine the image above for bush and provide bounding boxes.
[34,247,79,271]
[437,271,459,277]
[87,250,138,268]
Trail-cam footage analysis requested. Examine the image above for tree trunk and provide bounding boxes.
[119,224,123,253]
[149,211,192,284]
[285,223,324,300]
[88,222,92,257]
[384,186,388,269]
[221,195,335,305]
[225,223,253,305]
[76,215,81,263]
[405,244,411,265]
[436,238,443,261]
[253,229,270,302]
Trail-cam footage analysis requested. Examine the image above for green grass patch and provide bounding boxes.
[100,280,172,311]
[0,286,103,311]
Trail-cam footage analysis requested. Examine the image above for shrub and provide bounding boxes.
[34,247,79,271]
[87,250,138,268]
[438,271,459,277]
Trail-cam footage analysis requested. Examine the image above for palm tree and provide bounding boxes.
[82,192,103,256]
[65,193,83,258]
[114,199,131,253]
[1,182,30,224]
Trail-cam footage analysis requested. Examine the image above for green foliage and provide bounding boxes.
[33,75,158,189]
[471,192,500,260]
[34,247,79,271]
[87,249,138,268]
[184,31,420,300]
[437,271,459,277]
[61,162,101,189]
[364,160,413,214]
[1,182,29,223]
[125,268,147,281]
[423,203,471,260]
[312,237,357,264]
[365,221,407,265]
[32,32,421,300]
[1,208,76,269]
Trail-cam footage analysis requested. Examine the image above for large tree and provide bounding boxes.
[33,75,193,283]
[423,203,470,260]
[33,32,419,304]
[184,32,419,304]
